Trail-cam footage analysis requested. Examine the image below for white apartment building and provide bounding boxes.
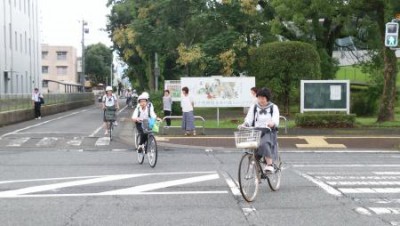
[0,0,41,94]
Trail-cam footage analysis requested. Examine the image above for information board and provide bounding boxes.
[300,80,350,114]
[181,76,255,107]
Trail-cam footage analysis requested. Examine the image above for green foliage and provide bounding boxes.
[248,41,321,114]
[295,113,356,128]
[85,43,113,85]
[351,90,378,116]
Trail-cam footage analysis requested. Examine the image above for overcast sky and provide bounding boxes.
[39,0,112,56]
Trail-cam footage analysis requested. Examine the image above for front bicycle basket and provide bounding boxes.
[234,130,262,149]
[141,119,152,133]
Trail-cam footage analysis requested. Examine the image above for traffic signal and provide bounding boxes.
[385,22,399,47]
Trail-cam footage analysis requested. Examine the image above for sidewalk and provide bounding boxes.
[119,121,400,151]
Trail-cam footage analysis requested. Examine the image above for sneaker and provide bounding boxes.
[114,121,118,126]
[104,131,109,135]
[264,165,275,173]
[137,144,145,153]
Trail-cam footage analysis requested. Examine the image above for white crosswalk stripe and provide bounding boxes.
[297,168,400,218]
[6,137,30,147]
[66,137,83,146]
[36,137,58,146]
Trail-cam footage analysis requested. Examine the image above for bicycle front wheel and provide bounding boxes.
[238,153,260,202]
[133,126,139,149]
[146,135,158,168]
[109,121,113,141]
[267,155,282,191]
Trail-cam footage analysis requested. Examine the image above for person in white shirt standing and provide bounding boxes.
[31,88,43,119]
[181,86,196,136]
[163,90,173,127]
[102,86,120,135]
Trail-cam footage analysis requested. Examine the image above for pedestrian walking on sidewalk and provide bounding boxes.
[163,90,172,127]
[181,86,196,136]
[31,88,43,120]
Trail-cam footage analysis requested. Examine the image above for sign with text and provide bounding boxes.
[164,80,181,101]
[181,76,255,107]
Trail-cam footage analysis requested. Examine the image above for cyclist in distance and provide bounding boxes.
[102,86,120,135]
[238,88,280,172]
[131,94,159,152]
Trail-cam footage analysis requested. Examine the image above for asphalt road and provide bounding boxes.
[0,104,399,225]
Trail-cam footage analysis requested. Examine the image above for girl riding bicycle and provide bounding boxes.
[131,94,160,153]
[239,88,280,172]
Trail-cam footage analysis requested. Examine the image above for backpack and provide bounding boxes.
[251,103,274,127]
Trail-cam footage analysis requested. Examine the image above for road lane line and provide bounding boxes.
[100,174,220,194]
[327,181,400,186]
[369,208,400,215]
[220,171,241,196]
[295,170,343,197]
[374,172,400,175]
[355,207,372,215]
[0,174,146,197]
[294,164,400,168]
[339,188,400,194]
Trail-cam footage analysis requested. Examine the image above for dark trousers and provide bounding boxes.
[34,102,41,118]
[164,110,171,126]
[136,122,148,145]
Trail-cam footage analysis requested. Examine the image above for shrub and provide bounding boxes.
[295,113,356,128]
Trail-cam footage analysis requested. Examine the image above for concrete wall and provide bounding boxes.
[0,97,94,127]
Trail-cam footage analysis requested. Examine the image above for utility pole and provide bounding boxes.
[154,52,160,90]
[81,20,89,92]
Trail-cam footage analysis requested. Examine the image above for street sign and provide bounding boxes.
[385,22,399,47]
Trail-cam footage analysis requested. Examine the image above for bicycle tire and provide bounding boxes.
[267,156,282,191]
[137,146,144,164]
[238,153,260,202]
[133,126,139,149]
[109,121,113,141]
[146,134,158,168]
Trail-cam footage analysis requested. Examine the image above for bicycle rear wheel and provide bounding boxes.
[238,153,260,202]
[267,156,282,191]
[146,135,158,168]
[137,144,144,164]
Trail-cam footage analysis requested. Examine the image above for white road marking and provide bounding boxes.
[66,137,83,146]
[293,164,400,168]
[327,181,400,186]
[0,110,88,139]
[365,198,400,204]
[242,207,257,216]
[0,172,225,198]
[7,137,30,147]
[369,208,400,215]
[295,171,342,197]
[95,137,110,146]
[220,171,241,196]
[36,137,58,146]
[100,174,220,195]
[355,207,372,215]
[374,172,400,175]
[316,176,400,180]
[339,188,400,194]
[0,174,146,197]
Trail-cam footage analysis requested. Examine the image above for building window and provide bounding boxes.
[41,51,48,59]
[56,51,67,60]
[42,80,48,88]
[56,66,68,75]
[42,66,49,74]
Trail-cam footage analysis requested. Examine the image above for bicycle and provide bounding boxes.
[234,127,282,202]
[136,119,158,168]
[104,106,117,141]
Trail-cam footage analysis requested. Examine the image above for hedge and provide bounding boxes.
[295,113,356,128]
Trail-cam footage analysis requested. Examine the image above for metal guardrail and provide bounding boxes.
[279,116,288,134]
[160,116,206,135]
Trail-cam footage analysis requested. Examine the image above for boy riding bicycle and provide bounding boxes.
[238,88,280,172]
[131,93,160,153]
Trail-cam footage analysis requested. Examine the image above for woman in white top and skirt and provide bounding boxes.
[181,86,196,136]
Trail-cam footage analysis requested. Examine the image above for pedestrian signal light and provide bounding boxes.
[385,22,399,47]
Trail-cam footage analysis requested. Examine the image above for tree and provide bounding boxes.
[85,43,113,85]
[249,41,321,114]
